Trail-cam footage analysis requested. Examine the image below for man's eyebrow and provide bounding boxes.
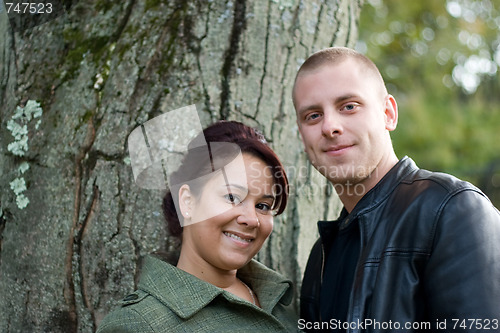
[297,104,321,116]
[335,94,359,104]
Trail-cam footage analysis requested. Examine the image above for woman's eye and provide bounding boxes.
[256,202,272,214]
[224,193,242,205]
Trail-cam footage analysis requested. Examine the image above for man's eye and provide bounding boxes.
[342,103,358,112]
[306,113,321,121]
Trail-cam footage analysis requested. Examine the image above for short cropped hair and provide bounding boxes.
[292,47,387,105]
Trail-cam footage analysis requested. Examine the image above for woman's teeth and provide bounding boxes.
[224,232,252,243]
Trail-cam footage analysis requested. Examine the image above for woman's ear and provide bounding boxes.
[178,184,193,220]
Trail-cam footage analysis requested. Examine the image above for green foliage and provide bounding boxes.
[393,92,500,177]
[358,0,500,200]
[145,0,162,11]
[360,0,500,97]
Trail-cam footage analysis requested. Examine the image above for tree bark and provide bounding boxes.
[0,0,362,331]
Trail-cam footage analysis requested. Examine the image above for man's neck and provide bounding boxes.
[338,153,399,213]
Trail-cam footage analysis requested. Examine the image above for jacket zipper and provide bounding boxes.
[347,216,360,333]
[318,242,326,323]
[320,243,325,285]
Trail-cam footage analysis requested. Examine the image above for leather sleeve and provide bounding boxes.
[424,189,500,329]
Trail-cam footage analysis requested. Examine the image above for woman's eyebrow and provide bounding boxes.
[223,183,248,191]
[224,184,275,200]
[261,194,276,201]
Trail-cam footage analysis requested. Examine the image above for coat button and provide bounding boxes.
[123,293,139,301]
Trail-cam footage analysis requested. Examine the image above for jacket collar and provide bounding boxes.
[320,157,418,234]
[137,255,293,319]
[349,156,418,219]
[238,258,294,312]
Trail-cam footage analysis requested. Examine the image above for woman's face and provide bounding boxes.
[179,153,276,272]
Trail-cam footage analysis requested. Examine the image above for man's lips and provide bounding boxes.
[323,144,354,155]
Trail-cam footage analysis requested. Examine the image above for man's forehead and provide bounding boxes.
[299,57,363,76]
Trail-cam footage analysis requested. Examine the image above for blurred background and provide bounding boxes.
[357,0,500,207]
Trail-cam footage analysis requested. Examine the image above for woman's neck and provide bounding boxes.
[176,249,237,288]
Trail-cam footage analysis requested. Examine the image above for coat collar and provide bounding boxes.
[137,255,293,319]
[319,157,419,233]
[350,156,418,216]
[238,258,294,312]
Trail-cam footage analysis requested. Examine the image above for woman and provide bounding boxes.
[97,121,298,332]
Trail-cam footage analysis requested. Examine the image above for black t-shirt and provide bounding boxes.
[318,209,360,332]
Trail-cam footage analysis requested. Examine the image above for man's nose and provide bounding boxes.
[321,111,343,138]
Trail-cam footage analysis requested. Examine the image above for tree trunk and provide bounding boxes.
[0,0,362,331]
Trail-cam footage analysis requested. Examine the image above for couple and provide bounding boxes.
[98,47,500,332]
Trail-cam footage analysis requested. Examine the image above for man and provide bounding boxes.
[293,46,500,332]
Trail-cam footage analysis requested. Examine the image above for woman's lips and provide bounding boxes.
[223,231,255,248]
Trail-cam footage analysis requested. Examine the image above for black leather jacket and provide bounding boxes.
[300,157,500,332]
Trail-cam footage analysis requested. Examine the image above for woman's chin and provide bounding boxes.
[217,255,253,271]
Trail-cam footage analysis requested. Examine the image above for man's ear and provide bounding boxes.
[178,184,193,219]
[384,94,398,131]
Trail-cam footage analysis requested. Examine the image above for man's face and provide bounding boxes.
[294,59,397,190]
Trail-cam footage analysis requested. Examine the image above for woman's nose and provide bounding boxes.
[236,201,260,228]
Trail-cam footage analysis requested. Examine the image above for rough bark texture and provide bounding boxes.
[0,0,362,331]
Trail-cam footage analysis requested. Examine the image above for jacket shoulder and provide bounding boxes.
[97,303,154,333]
[404,167,481,195]
[397,167,494,211]
[97,290,180,333]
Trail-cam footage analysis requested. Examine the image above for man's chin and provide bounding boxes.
[313,164,355,180]
[328,177,369,198]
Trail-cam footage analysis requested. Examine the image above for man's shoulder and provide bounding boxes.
[394,164,499,226]
[401,165,482,198]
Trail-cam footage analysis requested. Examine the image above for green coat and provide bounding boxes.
[97,255,299,332]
